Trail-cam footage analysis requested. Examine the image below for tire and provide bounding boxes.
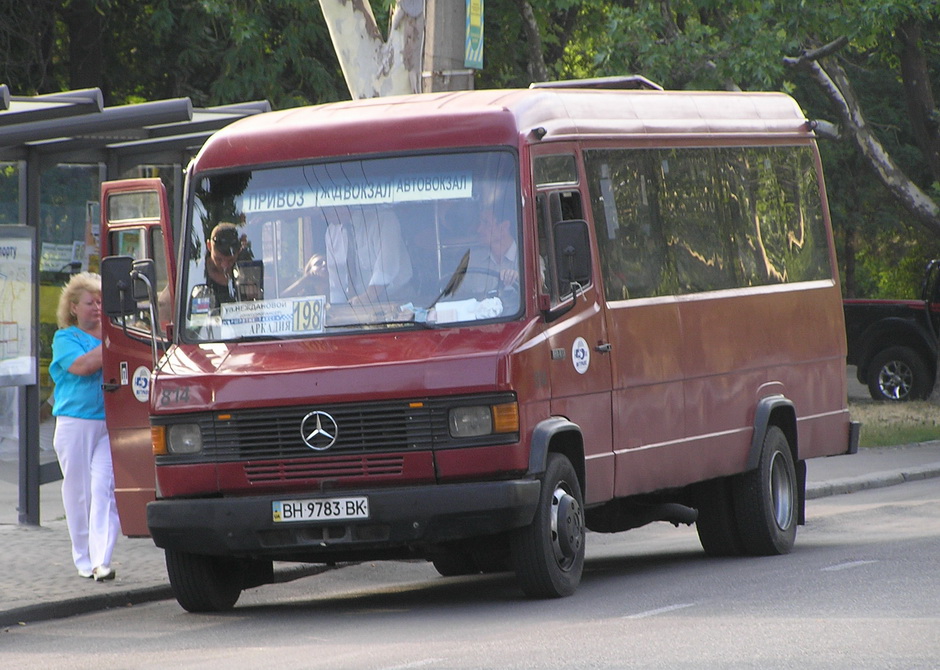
[431,551,479,577]
[732,426,798,556]
[510,453,585,598]
[867,346,931,401]
[165,549,243,613]
[692,477,746,557]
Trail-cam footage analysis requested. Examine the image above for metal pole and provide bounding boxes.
[422,0,475,93]
[18,151,43,525]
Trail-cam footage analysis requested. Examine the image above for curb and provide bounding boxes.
[806,464,940,500]
[1,584,173,629]
[0,562,343,628]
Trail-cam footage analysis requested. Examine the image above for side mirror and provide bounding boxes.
[553,219,592,286]
[101,255,136,317]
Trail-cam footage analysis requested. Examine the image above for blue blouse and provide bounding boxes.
[50,326,104,420]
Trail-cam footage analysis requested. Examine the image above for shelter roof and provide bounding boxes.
[0,85,270,162]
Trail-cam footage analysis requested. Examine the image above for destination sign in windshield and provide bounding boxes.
[240,173,473,214]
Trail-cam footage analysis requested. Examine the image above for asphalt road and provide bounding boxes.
[3,478,938,670]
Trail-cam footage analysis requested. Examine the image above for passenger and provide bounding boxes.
[204,222,243,306]
[49,272,120,582]
[282,253,329,298]
[325,206,413,305]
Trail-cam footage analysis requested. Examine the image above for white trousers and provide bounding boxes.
[53,416,120,573]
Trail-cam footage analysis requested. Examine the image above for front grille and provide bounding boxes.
[154,393,518,476]
[205,400,447,461]
[244,454,405,482]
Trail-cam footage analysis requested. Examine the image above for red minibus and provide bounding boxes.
[100,78,858,612]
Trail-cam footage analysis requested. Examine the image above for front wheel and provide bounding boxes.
[867,346,931,401]
[510,453,585,598]
[165,549,243,613]
[732,426,798,556]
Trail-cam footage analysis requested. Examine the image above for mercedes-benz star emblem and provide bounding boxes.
[300,411,339,451]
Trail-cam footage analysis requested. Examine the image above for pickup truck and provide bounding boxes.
[843,259,940,401]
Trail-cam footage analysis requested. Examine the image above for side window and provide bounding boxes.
[107,225,171,340]
[660,149,737,293]
[585,150,671,300]
[585,146,830,301]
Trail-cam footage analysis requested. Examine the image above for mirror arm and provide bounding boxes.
[130,269,161,370]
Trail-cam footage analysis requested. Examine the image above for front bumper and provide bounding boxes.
[147,478,541,561]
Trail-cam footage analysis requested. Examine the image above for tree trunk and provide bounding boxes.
[62,0,105,93]
[897,19,940,183]
[317,0,425,99]
[515,0,548,83]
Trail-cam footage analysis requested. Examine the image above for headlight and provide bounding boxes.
[166,423,203,454]
[449,402,519,438]
[449,406,492,437]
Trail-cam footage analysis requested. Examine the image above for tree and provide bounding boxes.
[0,0,349,108]
[317,0,424,99]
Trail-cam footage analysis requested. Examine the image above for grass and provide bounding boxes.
[848,400,940,448]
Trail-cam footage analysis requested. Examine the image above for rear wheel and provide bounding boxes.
[431,551,479,577]
[165,549,243,612]
[867,346,931,401]
[732,426,798,556]
[511,453,585,598]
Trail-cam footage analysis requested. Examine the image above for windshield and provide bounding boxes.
[181,151,521,342]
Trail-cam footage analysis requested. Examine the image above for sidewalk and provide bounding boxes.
[2,438,940,628]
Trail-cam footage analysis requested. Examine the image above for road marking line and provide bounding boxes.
[381,659,444,670]
[623,602,695,619]
[821,560,878,572]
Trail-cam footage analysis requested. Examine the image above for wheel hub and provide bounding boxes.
[879,361,913,400]
[551,487,584,564]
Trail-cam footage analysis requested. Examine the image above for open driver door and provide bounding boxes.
[99,179,176,537]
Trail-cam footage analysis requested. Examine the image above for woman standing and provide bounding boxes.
[50,272,119,581]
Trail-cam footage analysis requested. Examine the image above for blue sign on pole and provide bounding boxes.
[465,0,484,69]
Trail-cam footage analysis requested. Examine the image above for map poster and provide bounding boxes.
[0,225,36,387]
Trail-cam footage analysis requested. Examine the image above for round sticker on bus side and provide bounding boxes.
[572,337,590,374]
[132,366,151,403]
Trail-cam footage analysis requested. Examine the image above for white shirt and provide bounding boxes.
[325,207,413,304]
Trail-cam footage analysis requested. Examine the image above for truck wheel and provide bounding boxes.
[867,346,931,401]
[431,551,479,577]
[692,476,746,557]
[165,549,242,612]
[732,426,797,556]
[510,453,585,598]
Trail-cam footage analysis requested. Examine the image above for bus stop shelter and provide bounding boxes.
[0,86,271,524]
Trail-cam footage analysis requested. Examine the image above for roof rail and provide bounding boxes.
[530,75,664,92]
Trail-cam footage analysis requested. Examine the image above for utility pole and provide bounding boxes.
[423,0,475,92]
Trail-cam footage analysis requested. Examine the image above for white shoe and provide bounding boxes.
[78,569,93,579]
[92,566,115,581]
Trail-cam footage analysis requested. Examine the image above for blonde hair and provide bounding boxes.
[56,272,102,328]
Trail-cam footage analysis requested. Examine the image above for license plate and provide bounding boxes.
[272,497,369,523]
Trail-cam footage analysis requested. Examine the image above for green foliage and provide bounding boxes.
[1,0,348,108]
[1,0,938,294]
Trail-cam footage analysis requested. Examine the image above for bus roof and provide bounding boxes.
[191,87,812,173]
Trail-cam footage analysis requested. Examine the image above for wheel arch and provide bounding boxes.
[749,395,798,471]
[857,319,936,379]
[528,417,586,498]
[749,395,806,525]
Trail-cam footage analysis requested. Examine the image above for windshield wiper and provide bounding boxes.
[425,249,470,311]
